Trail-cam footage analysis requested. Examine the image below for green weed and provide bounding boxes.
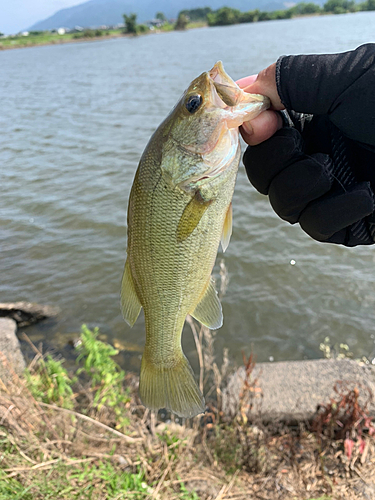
[76,325,130,427]
[69,461,151,498]
[25,355,75,409]
[0,471,33,499]
[24,325,130,428]
[0,461,152,500]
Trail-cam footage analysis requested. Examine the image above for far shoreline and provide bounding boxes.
[0,12,349,52]
[0,30,161,52]
[0,22,212,52]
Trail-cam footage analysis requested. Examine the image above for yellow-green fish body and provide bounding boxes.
[122,63,269,417]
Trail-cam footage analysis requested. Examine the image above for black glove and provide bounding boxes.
[243,44,375,246]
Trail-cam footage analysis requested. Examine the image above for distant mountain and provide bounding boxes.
[28,0,297,31]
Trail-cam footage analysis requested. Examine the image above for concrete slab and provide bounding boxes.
[222,359,375,421]
[0,318,26,380]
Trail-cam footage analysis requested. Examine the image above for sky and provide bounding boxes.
[0,0,82,34]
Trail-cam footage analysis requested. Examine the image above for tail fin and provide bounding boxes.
[139,353,205,418]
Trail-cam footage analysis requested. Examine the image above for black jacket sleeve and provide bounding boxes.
[243,44,375,247]
[276,43,375,147]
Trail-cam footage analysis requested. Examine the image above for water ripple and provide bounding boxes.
[1,13,375,366]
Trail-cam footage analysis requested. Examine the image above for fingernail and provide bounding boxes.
[242,121,253,135]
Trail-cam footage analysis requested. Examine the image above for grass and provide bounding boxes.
[1,316,375,499]
[0,462,151,499]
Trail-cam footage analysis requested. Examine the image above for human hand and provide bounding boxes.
[237,67,283,146]
[239,44,375,246]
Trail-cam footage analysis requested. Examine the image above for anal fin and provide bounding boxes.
[121,259,142,327]
[191,278,223,330]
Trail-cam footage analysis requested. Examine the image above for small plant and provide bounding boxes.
[25,355,75,408]
[76,325,130,427]
[238,351,262,425]
[312,381,375,459]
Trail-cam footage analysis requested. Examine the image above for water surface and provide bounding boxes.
[1,12,375,369]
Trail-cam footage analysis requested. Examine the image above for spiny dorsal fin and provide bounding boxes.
[177,192,211,243]
[121,259,142,327]
[221,202,232,253]
[191,278,223,330]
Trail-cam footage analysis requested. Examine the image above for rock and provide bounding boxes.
[0,318,25,379]
[0,301,60,327]
[222,359,375,422]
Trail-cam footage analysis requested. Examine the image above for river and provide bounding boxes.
[1,11,375,370]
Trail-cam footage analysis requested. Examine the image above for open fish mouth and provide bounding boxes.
[209,61,244,108]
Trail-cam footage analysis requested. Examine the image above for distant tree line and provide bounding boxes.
[180,1,375,26]
[122,1,374,36]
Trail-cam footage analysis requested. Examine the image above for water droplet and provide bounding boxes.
[269,356,274,362]
[29,217,34,223]
[290,259,296,266]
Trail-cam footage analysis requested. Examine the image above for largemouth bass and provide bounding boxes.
[121,62,269,418]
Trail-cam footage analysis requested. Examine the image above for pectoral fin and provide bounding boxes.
[121,259,142,327]
[221,203,232,253]
[177,192,211,243]
[191,278,223,330]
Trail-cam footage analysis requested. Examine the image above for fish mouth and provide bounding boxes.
[209,61,243,108]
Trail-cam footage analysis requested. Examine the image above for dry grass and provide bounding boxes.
[1,325,375,500]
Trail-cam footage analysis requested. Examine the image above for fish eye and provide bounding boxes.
[185,95,202,114]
